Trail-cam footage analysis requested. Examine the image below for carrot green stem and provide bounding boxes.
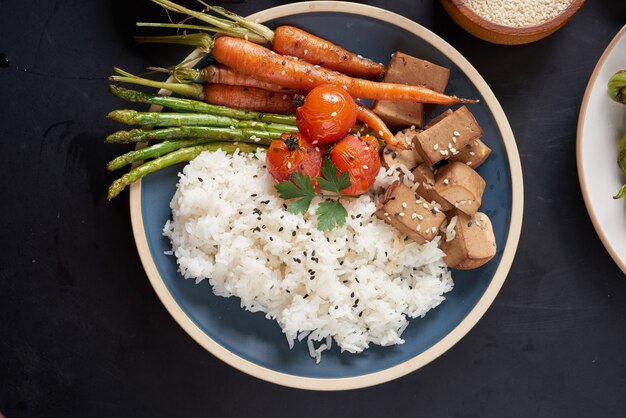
[110,67,204,100]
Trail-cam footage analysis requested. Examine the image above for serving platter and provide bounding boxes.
[577,25,626,275]
[129,1,523,390]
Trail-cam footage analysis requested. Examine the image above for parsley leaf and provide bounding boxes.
[614,184,626,200]
[316,200,348,231]
[273,159,355,231]
[274,171,315,214]
[317,158,351,194]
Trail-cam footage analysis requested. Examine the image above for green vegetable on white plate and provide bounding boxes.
[608,71,626,200]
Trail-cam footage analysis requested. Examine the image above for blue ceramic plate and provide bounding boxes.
[130,2,523,390]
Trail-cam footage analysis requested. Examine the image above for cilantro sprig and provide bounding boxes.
[274,158,355,231]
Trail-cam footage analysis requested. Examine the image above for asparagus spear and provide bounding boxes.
[110,85,297,125]
[106,126,280,144]
[107,130,277,170]
[107,142,261,200]
[608,70,626,104]
[107,109,299,133]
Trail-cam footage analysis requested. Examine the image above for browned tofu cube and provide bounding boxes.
[411,164,454,211]
[412,106,483,166]
[424,109,453,130]
[382,136,423,172]
[372,52,450,128]
[440,211,496,269]
[394,126,422,147]
[434,162,486,216]
[448,138,492,168]
[376,181,446,243]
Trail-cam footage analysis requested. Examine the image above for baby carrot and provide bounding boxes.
[173,64,298,94]
[355,103,397,146]
[272,26,385,80]
[211,36,476,106]
[204,84,298,114]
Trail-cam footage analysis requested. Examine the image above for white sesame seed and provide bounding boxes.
[363,165,368,170]
[452,137,457,143]
[304,49,308,55]
[453,130,461,136]
[450,147,457,153]
[402,202,407,208]
[416,225,421,232]
[434,144,439,150]
[466,161,473,165]
[415,199,422,204]
[417,214,424,220]
[475,219,481,227]
[422,203,429,209]
[411,213,417,219]
[364,146,370,150]
[287,161,292,169]
[315,147,320,152]
[448,143,453,149]
[281,70,286,75]
[314,65,320,68]
[443,179,449,185]
[439,150,447,155]
[399,212,405,217]
[378,130,383,137]
[469,151,476,156]
[342,85,348,90]
[331,112,337,117]
[312,140,318,145]
[384,212,389,216]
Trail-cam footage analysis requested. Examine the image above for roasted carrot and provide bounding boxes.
[172,64,298,94]
[355,103,397,146]
[211,37,476,106]
[145,1,385,79]
[272,26,385,80]
[204,84,297,114]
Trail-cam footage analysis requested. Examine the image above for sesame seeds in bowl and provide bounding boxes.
[440,0,586,45]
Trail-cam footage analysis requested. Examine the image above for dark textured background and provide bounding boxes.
[1,1,626,417]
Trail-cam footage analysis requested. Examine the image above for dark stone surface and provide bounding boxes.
[1,1,625,417]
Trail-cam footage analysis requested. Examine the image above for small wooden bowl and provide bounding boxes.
[440,0,586,45]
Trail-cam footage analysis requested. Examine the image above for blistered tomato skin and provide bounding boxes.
[266,133,323,183]
[329,135,381,195]
[296,84,357,145]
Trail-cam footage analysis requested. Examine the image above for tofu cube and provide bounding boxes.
[382,145,423,171]
[372,52,450,128]
[448,138,492,169]
[376,181,446,243]
[411,164,454,211]
[440,211,496,269]
[412,106,483,166]
[434,162,486,216]
[424,109,453,130]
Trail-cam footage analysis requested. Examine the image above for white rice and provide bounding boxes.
[163,149,453,359]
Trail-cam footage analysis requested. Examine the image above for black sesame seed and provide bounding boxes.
[468,221,473,227]
[251,193,257,197]
[431,208,437,215]
[303,251,308,257]
[339,260,344,265]
[311,250,316,257]
[253,226,261,232]
[269,237,273,241]
[292,231,296,237]
[279,227,284,232]
[350,292,355,298]
[198,177,203,182]
[303,294,309,299]
[358,312,363,317]
[306,232,311,236]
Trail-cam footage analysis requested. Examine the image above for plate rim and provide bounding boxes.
[576,24,626,275]
[129,1,524,390]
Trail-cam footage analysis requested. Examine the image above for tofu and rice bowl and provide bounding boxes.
[161,65,496,361]
[103,3,498,362]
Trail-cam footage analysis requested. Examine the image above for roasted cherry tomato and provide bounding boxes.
[266,133,323,183]
[296,84,357,145]
[329,134,381,195]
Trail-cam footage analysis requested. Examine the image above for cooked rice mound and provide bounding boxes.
[163,149,453,361]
